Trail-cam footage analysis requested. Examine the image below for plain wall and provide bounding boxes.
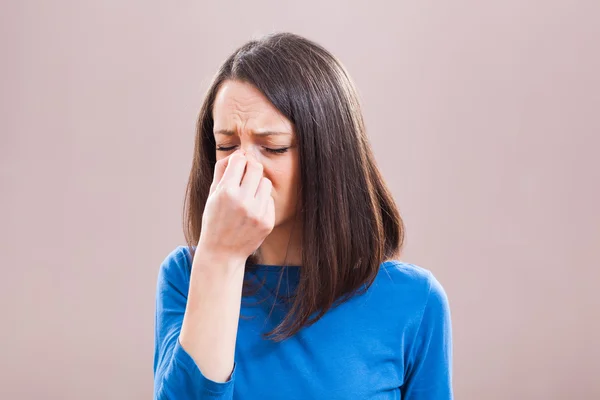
[1,0,599,399]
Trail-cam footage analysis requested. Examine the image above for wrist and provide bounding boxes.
[193,243,247,275]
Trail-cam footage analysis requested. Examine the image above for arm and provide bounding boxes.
[154,150,274,399]
[402,272,453,399]
[153,247,240,400]
[179,251,245,383]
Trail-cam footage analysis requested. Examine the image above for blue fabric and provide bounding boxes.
[154,246,453,399]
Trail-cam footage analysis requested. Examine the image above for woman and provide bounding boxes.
[153,32,453,399]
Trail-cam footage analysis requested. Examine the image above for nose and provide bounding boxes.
[240,144,260,160]
[244,149,260,163]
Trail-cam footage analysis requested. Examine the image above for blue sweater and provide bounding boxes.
[154,246,453,399]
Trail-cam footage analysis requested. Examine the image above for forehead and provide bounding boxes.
[212,80,293,132]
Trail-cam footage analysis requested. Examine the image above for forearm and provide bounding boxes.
[179,250,245,383]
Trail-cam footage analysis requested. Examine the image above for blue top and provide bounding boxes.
[154,246,453,399]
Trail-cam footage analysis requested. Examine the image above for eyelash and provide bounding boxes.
[216,145,289,155]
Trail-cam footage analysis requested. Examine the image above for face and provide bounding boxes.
[212,79,300,228]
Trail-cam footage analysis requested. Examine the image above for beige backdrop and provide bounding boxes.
[1,0,599,399]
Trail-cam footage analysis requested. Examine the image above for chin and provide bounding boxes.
[272,218,288,229]
[274,212,299,230]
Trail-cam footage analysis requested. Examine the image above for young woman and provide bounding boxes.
[153,32,453,399]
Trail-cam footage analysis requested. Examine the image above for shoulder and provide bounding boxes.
[376,260,439,297]
[156,245,194,291]
[371,260,451,325]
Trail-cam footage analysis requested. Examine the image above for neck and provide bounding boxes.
[257,216,303,266]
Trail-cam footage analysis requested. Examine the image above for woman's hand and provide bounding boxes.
[197,149,275,266]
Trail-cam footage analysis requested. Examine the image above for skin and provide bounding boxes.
[211,79,303,267]
[179,79,303,383]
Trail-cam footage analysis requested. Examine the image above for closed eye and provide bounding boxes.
[216,145,237,152]
[216,145,290,155]
[264,147,289,155]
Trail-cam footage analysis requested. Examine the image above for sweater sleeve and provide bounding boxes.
[153,246,236,400]
[402,272,453,400]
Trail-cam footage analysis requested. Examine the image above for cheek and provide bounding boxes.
[263,167,285,195]
[265,163,299,214]
[262,157,296,191]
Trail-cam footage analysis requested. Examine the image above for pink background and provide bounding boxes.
[1,0,599,399]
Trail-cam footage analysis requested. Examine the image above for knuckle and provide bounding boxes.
[247,211,262,226]
[219,187,237,201]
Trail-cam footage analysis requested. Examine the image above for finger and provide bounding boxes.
[210,158,230,195]
[263,195,275,228]
[240,156,264,198]
[210,150,242,194]
[220,152,248,188]
[255,177,273,210]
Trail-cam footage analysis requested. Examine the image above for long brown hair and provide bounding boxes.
[183,32,404,341]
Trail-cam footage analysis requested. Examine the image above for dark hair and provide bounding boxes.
[183,32,404,340]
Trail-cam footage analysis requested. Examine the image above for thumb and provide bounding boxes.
[265,195,275,229]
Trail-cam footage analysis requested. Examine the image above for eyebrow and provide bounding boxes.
[214,129,292,137]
